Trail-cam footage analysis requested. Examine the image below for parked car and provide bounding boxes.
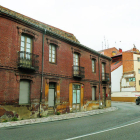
[136,96,140,105]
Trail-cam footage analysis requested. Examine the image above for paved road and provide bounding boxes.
[0,102,140,140]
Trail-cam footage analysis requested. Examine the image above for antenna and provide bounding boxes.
[104,36,106,49]
[107,40,109,48]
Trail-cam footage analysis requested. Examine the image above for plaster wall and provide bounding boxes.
[111,91,140,102]
[111,65,122,92]
[134,54,140,91]
[121,87,135,91]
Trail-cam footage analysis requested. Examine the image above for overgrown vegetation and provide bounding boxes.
[57,111,60,115]
[11,117,18,121]
[2,120,8,123]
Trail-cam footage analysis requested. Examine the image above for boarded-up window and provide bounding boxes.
[92,86,96,100]
[19,80,30,104]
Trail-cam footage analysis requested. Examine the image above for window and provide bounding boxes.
[49,44,56,63]
[20,35,33,67]
[92,86,96,100]
[19,80,30,104]
[73,84,80,104]
[139,80,140,85]
[73,53,79,66]
[102,63,105,80]
[127,77,135,82]
[138,69,140,74]
[73,53,79,75]
[20,35,32,59]
[138,57,140,62]
[92,59,96,72]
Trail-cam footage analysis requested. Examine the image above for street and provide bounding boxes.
[0,102,140,140]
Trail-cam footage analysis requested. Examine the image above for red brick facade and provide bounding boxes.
[99,47,120,57]
[0,6,111,121]
[122,52,134,73]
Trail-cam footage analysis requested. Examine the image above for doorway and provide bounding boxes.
[72,84,81,112]
[48,82,56,107]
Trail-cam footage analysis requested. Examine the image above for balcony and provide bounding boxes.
[102,73,109,83]
[18,51,39,71]
[73,66,85,78]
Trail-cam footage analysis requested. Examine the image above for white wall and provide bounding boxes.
[111,65,122,92]
[121,87,135,91]
[134,54,140,91]
[112,91,140,97]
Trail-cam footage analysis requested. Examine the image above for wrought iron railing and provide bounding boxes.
[18,51,39,71]
[73,66,85,78]
[102,73,109,82]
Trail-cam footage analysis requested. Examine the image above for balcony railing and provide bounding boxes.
[18,51,39,71]
[102,73,109,82]
[73,66,85,78]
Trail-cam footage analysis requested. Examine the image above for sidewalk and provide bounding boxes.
[0,107,117,128]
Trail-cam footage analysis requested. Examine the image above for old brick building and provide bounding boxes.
[0,6,111,121]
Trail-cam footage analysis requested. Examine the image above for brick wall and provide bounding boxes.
[0,14,111,120]
[103,47,120,57]
[122,52,134,73]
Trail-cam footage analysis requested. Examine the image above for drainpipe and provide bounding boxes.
[39,29,46,117]
[98,54,101,108]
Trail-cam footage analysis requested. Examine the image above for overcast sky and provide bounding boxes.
[1,0,140,52]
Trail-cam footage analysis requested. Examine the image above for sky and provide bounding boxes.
[1,0,140,52]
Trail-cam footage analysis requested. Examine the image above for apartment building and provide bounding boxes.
[0,6,111,121]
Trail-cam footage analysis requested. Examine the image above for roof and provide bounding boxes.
[98,47,120,58]
[98,47,117,52]
[0,5,112,61]
[111,61,122,72]
[0,5,80,43]
[111,52,122,58]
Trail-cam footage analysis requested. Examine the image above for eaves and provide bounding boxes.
[0,9,111,61]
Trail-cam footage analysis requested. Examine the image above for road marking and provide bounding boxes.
[65,120,140,140]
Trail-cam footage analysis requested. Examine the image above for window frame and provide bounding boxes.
[138,69,140,74]
[92,59,96,73]
[102,63,106,73]
[49,44,57,64]
[73,53,79,66]
[72,84,81,104]
[20,34,33,57]
[138,57,140,62]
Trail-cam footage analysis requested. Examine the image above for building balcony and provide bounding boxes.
[18,51,39,71]
[102,73,109,83]
[73,66,85,78]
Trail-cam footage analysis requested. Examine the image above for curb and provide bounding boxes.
[0,107,118,128]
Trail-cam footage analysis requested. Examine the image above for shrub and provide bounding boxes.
[11,117,18,121]
[3,120,8,123]
[57,111,60,115]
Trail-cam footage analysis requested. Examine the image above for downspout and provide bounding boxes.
[39,29,46,117]
[98,54,101,108]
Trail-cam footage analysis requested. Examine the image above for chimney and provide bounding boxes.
[119,48,122,53]
[133,44,136,52]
